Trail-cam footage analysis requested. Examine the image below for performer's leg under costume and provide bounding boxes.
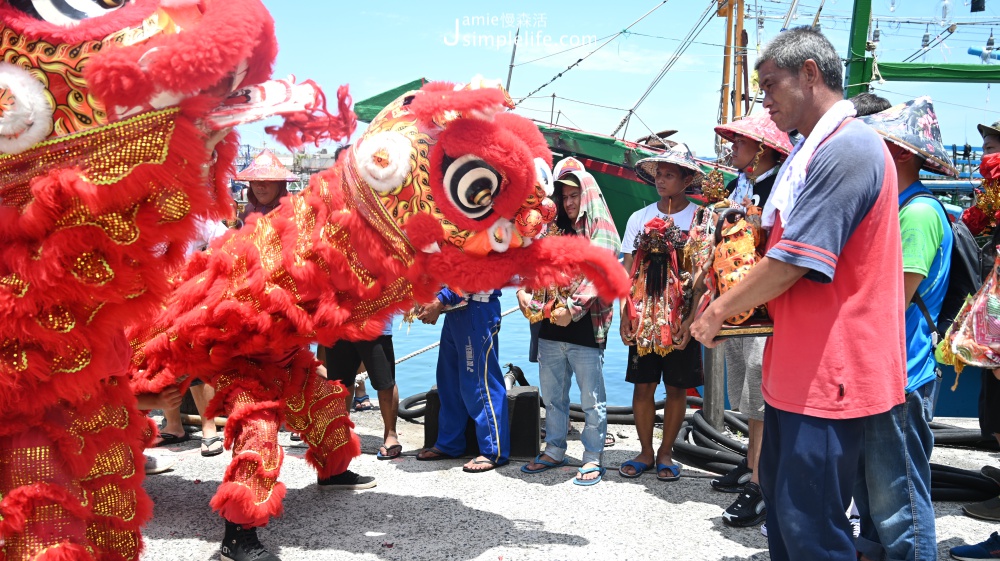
[0,376,153,561]
[432,301,509,463]
[208,349,358,528]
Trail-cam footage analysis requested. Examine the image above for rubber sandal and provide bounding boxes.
[657,463,682,482]
[521,454,568,474]
[618,459,653,479]
[574,466,606,486]
[415,448,457,461]
[155,432,190,447]
[353,394,373,411]
[463,457,506,473]
[376,444,403,460]
[200,435,224,457]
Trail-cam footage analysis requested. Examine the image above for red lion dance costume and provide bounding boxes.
[128,77,630,559]
[0,1,355,559]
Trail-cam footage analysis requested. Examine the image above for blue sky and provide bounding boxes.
[246,0,1000,157]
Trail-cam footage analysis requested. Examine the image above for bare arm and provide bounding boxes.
[690,256,808,348]
[903,272,924,307]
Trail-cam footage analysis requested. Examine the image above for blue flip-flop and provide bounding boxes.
[618,459,653,479]
[573,466,606,486]
[521,454,568,474]
[657,463,682,482]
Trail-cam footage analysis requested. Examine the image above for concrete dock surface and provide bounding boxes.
[142,405,997,561]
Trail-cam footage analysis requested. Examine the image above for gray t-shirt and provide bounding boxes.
[766,120,886,283]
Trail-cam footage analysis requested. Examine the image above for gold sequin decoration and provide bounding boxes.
[150,183,191,223]
[88,482,137,521]
[71,251,115,285]
[51,346,92,374]
[83,301,107,325]
[224,255,263,313]
[291,195,318,268]
[0,445,55,489]
[323,223,376,288]
[251,216,300,298]
[85,525,139,561]
[0,338,27,371]
[0,272,28,297]
[69,403,130,441]
[0,109,179,212]
[55,200,140,246]
[348,277,412,326]
[4,504,85,561]
[35,305,76,333]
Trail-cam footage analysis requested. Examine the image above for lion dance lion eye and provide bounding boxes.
[10,0,126,25]
[442,154,501,221]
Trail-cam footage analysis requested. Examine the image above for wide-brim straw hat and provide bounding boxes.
[714,112,794,156]
[634,143,705,185]
[859,96,958,178]
[235,149,298,182]
[978,120,1000,140]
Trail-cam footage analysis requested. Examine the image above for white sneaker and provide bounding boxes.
[760,523,767,537]
[144,450,178,475]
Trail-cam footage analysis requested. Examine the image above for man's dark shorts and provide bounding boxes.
[626,342,704,389]
[325,335,396,392]
[981,369,1000,436]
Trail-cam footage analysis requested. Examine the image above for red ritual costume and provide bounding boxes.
[127,79,631,532]
[0,1,353,559]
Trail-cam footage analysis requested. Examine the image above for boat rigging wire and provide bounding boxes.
[513,33,619,67]
[611,0,717,137]
[513,0,671,107]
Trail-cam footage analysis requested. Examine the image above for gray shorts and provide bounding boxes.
[724,336,767,421]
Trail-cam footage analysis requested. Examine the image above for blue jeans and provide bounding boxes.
[854,377,939,561]
[760,404,866,561]
[537,339,607,465]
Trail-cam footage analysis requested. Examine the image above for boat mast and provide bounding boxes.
[718,0,734,127]
[733,0,746,120]
[506,26,520,92]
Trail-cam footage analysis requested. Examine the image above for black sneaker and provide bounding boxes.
[711,459,752,493]
[722,482,767,527]
[220,521,280,561]
[317,469,377,490]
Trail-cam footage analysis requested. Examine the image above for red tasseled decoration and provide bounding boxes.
[402,212,445,252]
[411,235,631,301]
[85,0,278,110]
[265,83,357,151]
[32,542,95,561]
[211,482,286,528]
[409,81,511,126]
[493,113,553,167]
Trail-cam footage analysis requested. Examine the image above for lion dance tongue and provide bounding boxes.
[0,1,355,559]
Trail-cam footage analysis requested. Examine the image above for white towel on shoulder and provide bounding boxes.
[761,100,857,229]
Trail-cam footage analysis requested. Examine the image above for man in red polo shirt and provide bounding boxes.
[691,27,906,561]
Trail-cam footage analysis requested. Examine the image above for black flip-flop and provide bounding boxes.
[155,432,190,447]
[201,435,224,457]
[376,444,403,460]
[463,458,506,473]
[415,448,457,461]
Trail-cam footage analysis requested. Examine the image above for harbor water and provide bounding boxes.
[384,291,652,407]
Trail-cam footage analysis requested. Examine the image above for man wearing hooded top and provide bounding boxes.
[517,157,621,486]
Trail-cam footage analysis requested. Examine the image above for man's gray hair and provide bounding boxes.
[755,27,843,93]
